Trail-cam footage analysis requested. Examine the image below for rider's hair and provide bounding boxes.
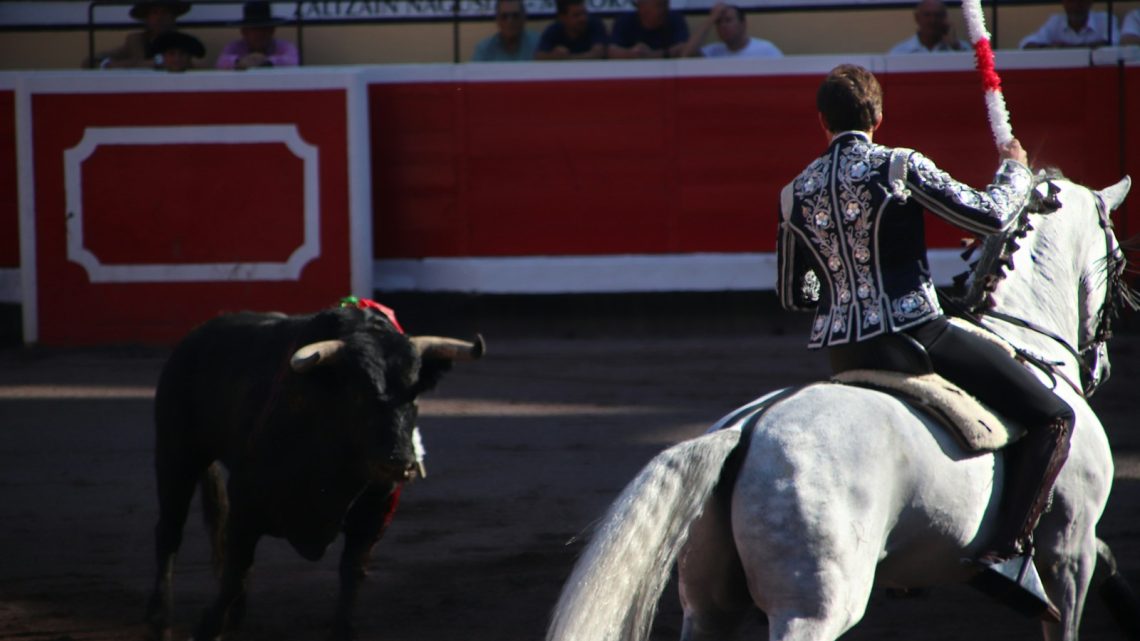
[817,64,883,134]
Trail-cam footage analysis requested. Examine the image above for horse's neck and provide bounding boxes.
[984,186,1089,367]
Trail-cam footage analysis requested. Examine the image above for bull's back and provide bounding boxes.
[154,312,305,457]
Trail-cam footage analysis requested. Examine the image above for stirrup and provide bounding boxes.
[966,555,1062,623]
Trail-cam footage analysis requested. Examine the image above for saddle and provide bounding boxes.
[828,323,1026,452]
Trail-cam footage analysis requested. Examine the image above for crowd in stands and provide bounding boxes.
[89,0,297,71]
[90,0,1140,71]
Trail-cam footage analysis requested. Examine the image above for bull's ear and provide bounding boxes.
[291,339,346,373]
[414,358,453,395]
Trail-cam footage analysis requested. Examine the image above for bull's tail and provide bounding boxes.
[200,462,228,577]
[545,428,743,641]
[1096,537,1140,640]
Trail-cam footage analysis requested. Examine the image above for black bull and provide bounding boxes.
[145,306,484,641]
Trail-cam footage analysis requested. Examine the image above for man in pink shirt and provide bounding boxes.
[216,1,299,70]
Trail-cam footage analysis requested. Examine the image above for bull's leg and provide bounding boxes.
[146,457,205,641]
[193,514,260,641]
[332,482,401,641]
[678,496,754,641]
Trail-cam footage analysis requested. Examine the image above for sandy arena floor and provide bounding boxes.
[1,318,1138,641]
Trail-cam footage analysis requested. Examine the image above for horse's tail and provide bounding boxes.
[1095,537,1140,640]
[200,462,228,577]
[546,428,743,641]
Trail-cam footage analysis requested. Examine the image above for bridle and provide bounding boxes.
[956,184,1133,398]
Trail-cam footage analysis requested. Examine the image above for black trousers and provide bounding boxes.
[904,315,1074,428]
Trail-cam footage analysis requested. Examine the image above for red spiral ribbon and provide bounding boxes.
[972,38,1002,93]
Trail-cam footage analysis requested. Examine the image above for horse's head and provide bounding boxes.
[1079,176,1134,394]
[964,174,1135,397]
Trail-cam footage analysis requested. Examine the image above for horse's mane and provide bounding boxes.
[949,170,1139,339]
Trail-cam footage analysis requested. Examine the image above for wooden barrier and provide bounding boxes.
[0,49,1136,343]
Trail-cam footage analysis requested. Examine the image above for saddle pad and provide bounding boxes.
[832,369,1026,452]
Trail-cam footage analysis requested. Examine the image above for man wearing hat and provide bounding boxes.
[216,1,299,69]
[151,30,206,72]
[89,0,191,68]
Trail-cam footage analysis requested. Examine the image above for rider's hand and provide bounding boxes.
[999,139,1029,166]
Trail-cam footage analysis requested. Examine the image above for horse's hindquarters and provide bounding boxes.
[722,386,998,628]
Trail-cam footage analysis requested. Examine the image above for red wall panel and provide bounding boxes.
[30,89,352,345]
[371,67,1128,262]
[0,90,17,268]
[1124,64,1140,245]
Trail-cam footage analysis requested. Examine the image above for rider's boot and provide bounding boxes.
[970,415,1074,623]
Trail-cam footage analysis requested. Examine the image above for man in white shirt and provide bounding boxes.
[889,0,968,54]
[1121,8,1140,45]
[682,3,782,58]
[1020,0,1119,48]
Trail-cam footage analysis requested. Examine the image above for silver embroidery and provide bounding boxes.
[891,289,932,321]
[794,158,828,197]
[801,270,820,303]
[835,140,887,332]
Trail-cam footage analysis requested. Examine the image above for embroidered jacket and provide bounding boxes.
[777,131,1034,349]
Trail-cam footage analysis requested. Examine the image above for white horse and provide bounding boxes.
[546,176,1137,641]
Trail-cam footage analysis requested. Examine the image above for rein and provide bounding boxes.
[972,308,1088,398]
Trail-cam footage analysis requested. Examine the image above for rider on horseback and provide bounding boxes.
[776,64,1075,598]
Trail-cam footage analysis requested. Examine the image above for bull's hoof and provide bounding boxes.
[193,609,225,641]
[328,619,357,641]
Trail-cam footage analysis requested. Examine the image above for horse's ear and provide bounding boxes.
[1095,176,1131,213]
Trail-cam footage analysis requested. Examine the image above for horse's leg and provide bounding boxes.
[1032,476,1104,641]
[193,511,260,641]
[731,451,878,641]
[331,482,401,641]
[146,454,206,641]
[1094,538,1140,638]
[678,495,753,641]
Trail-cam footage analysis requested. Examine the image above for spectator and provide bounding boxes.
[1122,8,1140,45]
[216,1,299,69]
[682,3,781,58]
[1019,0,1119,49]
[473,0,539,61]
[151,30,205,72]
[888,0,968,54]
[88,0,189,69]
[609,0,689,59]
[535,0,607,60]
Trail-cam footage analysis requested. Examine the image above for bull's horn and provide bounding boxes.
[410,334,485,361]
[290,339,347,373]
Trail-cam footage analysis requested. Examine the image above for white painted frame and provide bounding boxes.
[62,124,320,283]
[15,70,373,343]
